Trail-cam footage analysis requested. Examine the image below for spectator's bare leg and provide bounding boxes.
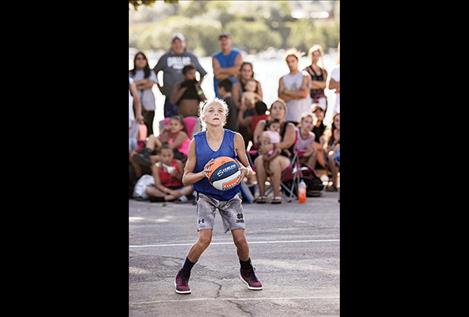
[315,143,326,168]
[328,153,339,188]
[254,155,267,197]
[269,156,290,198]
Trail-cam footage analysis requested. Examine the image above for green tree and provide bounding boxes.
[129,0,178,11]
[287,20,339,52]
[226,20,282,53]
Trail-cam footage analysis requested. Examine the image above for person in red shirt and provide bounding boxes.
[145,144,193,202]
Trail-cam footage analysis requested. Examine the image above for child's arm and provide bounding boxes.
[253,120,267,147]
[170,131,189,151]
[174,159,184,180]
[170,82,187,105]
[182,140,213,185]
[152,165,171,194]
[234,133,254,178]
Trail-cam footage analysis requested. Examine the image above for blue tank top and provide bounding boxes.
[213,49,240,97]
[193,129,240,200]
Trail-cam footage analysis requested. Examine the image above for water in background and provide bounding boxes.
[130,51,338,135]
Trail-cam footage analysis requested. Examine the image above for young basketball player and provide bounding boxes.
[174,98,263,294]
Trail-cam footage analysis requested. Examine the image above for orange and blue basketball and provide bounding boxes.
[207,156,241,191]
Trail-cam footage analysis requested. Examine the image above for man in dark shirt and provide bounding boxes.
[154,33,207,118]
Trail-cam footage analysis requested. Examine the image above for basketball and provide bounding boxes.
[207,156,241,191]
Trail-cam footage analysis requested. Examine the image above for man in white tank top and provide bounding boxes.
[278,50,311,123]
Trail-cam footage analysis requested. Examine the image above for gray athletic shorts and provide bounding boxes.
[196,193,246,233]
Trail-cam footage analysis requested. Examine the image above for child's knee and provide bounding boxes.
[198,235,212,247]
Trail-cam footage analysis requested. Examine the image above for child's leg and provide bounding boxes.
[315,142,326,167]
[179,194,217,272]
[165,186,193,201]
[175,230,212,293]
[145,135,159,151]
[145,186,166,198]
[231,228,249,261]
[328,152,339,188]
[187,229,213,263]
[263,158,272,176]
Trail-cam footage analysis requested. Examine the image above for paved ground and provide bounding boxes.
[129,192,340,317]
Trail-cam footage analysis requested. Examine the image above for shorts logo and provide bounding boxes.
[236,213,244,223]
[198,218,205,224]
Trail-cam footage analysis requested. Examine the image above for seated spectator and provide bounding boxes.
[232,62,264,147]
[310,105,327,169]
[238,100,269,147]
[258,119,282,176]
[171,64,207,117]
[323,113,340,191]
[145,144,194,202]
[133,115,190,168]
[295,113,317,169]
[253,100,296,204]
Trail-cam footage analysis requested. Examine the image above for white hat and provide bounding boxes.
[171,33,185,42]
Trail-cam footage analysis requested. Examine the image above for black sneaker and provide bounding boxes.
[175,270,191,294]
[240,267,263,290]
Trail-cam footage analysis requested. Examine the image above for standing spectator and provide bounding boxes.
[129,51,157,135]
[278,49,311,124]
[232,62,263,108]
[212,32,243,97]
[238,100,268,146]
[216,78,238,132]
[328,43,340,114]
[129,77,144,153]
[304,45,328,112]
[231,62,263,145]
[170,64,207,117]
[154,33,207,118]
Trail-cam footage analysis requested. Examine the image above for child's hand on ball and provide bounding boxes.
[203,159,214,178]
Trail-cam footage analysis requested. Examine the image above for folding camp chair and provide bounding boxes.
[158,116,201,139]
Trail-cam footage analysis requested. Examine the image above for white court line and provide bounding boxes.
[129,239,339,248]
[131,296,339,305]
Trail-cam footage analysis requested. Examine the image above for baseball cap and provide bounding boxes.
[218,32,230,40]
[171,33,185,42]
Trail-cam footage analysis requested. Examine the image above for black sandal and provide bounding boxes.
[271,196,282,204]
[256,196,267,204]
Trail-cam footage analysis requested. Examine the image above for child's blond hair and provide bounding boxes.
[199,98,229,129]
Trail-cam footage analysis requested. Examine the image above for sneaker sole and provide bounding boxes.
[239,274,263,290]
[174,281,191,294]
